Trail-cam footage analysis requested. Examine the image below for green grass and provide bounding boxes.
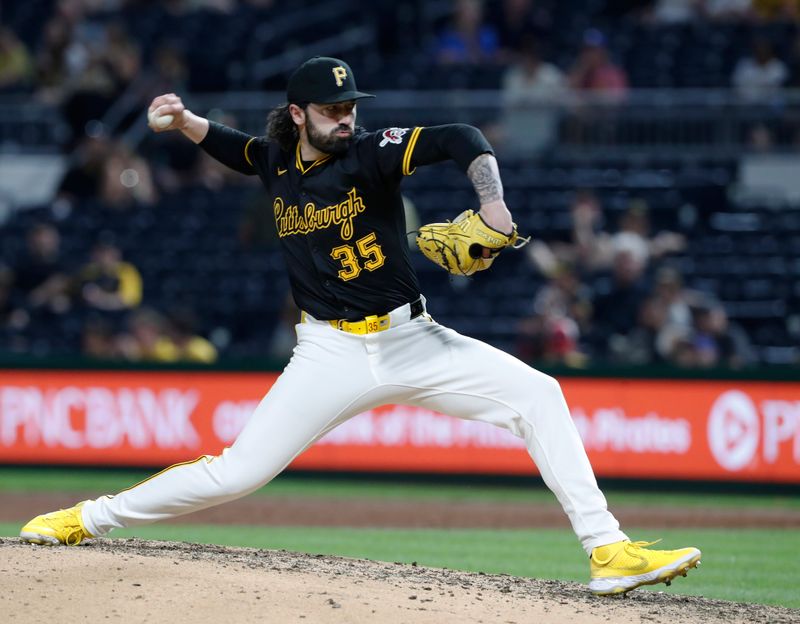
[3,468,798,608]
[0,467,798,510]
[2,522,797,609]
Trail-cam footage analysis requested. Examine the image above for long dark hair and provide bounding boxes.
[266,103,305,152]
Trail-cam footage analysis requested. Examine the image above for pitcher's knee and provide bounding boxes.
[525,369,564,403]
[543,373,565,399]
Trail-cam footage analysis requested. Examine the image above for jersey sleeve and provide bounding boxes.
[365,124,494,183]
[198,121,259,175]
[361,127,423,182]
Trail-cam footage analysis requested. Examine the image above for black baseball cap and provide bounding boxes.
[287,57,374,104]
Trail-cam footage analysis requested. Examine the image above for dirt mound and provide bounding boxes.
[2,538,795,623]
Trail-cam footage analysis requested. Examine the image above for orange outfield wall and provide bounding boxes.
[1,370,798,483]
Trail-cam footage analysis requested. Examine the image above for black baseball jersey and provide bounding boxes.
[200,122,492,321]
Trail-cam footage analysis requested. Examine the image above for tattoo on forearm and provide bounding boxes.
[467,154,503,204]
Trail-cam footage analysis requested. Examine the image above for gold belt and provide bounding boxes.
[303,299,424,335]
[329,314,392,335]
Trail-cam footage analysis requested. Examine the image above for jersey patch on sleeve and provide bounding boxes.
[379,127,410,147]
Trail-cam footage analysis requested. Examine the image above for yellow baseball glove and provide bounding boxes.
[415,210,528,276]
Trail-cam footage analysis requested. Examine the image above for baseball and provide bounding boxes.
[148,111,174,129]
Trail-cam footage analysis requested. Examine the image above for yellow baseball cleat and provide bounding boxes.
[589,539,701,596]
[19,501,94,546]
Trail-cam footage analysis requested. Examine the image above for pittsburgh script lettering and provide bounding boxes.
[274,187,366,240]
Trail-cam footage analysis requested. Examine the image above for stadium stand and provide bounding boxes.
[0,0,798,367]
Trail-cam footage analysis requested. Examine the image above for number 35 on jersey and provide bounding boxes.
[330,232,385,281]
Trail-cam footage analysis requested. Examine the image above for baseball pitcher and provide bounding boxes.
[21,57,700,596]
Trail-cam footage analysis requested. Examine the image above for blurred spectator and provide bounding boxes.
[0,27,34,92]
[516,263,591,366]
[690,298,755,368]
[0,0,795,368]
[616,200,686,263]
[36,17,141,141]
[165,308,218,363]
[500,36,567,154]
[149,43,190,95]
[661,327,701,367]
[104,22,142,89]
[435,0,501,65]
[732,39,788,102]
[527,190,605,276]
[588,246,650,358]
[116,307,178,362]
[116,306,217,363]
[569,190,608,272]
[564,29,628,144]
[35,16,75,103]
[649,267,694,331]
[530,194,685,277]
[752,0,800,20]
[624,295,668,364]
[57,136,112,204]
[10,223,71,315]
[649,0,702,22]
[490,0,552,52]
[503,37,566,103]
[99,141,158,209]
[75,240,143,311]
[568,29,628,96]
[0,263,31,358]
[702,0,753,20]
[613,267,755,368]
[81,316,118,359]
[634,268,756,368]
[60,35,127,139]
[0,267,28,331]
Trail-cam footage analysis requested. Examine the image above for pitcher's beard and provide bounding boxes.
[306,118,352,155]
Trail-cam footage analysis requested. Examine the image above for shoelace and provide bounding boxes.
[627,539,662,551]
[593,539,663,566]
[40,509,85,545]
[63,527,85,546]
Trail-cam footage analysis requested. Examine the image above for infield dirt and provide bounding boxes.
[3,538,798,624]
[3,491,799,623]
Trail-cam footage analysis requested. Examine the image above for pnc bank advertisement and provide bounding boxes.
[0,371,798,483]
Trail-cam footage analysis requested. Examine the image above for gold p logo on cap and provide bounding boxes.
[332,66,347,87]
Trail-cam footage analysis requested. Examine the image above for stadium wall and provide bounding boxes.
[1,363,798,484]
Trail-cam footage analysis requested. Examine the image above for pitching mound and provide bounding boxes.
[1,538,794,623]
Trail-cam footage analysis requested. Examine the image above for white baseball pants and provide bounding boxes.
[82,300,627,555]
